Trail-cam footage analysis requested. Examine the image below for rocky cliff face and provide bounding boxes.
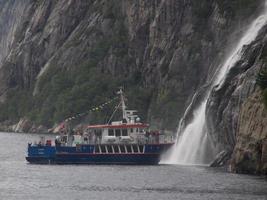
[0,0,263,130]
[0,0,29,66]
[229,89,267,174]
[206,26,267,151]
[206,19,267,174]
[0,0,266,173]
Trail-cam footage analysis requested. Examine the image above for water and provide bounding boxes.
[0,132,267,200]
[165,2,267,165]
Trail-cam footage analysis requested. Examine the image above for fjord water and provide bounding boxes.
[0,132,267,200]
[165,2,267,165]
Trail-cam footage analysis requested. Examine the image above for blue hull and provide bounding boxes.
[26,144,172,165]
[26,154,159,165]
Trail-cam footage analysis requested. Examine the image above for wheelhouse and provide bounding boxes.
[86,122,149,144]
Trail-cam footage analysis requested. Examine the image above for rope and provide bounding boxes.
[64,96,119,122]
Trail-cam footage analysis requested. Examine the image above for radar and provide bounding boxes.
[136,117,141,122]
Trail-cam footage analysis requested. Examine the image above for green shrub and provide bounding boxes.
[0,6,145,128]
[263,88,267,109]
[256,68,267,109]
[256,69,267,90]
[216,0,259,17]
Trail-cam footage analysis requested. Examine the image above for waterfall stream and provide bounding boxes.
[163,3,267,165]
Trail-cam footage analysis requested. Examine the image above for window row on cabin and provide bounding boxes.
[107,128,146,136]
[108,129,128,136]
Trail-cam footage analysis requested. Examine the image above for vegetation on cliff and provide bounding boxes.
[0,0,264,134]
[256,68,267,108]
[0,1,152,128]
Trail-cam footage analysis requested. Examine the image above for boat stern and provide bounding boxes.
[26,143,56,164]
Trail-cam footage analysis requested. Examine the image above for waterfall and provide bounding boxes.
[163,3,267,165]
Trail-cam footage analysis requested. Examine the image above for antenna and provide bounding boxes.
[107,87,127,124]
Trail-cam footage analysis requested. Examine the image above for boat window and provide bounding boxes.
[95,145,100,153]
[126,145,132,153]
[95,129,102,137]
[113,145,119,153]
[132,145,138,153]
[122,129,128,136]
[115,129,121,137]
[136,128,139,133]
[120,145,126,153]
[139,145,144,153]
[108,129,114,136]
[107,145,113,153]
[100,145,106,153]
[130,128,133,133]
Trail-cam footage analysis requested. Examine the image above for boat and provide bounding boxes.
[26,89,174,164]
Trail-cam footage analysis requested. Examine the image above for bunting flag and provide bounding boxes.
[63,96,119,123]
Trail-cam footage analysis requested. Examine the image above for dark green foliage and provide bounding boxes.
[0,0,152,128]
[256,68,267,108]
[256,69,267,90]
[0,62,150,127]
[193,1,213,19]
[102,0,123,21]
[263,88,267,109]
[150,89,180,129]
[235,152,258,174]
[260,44,267,63]
[216,0,260,17]
[125,87,153,122]
[192,0,213,32]
[33,64,120,126]
[90,39,112,64]
[0,89,33,121]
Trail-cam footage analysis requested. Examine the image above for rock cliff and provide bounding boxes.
[206,19,267,174]
[229,89,267,174]
[0,0,263,129]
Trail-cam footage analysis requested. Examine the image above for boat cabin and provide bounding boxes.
[86,121,149,144]
[53,88,173,147]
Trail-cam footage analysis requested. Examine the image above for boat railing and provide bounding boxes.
[82,134,174,145]
[30,133,174,148]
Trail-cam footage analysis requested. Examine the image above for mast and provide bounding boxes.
[118,88,127,120]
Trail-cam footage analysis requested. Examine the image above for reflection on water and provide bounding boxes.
[0,132,266,200]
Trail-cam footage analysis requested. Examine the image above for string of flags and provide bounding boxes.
[64,96,119,122]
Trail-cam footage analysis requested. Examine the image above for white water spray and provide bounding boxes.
[163,3,267,165]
